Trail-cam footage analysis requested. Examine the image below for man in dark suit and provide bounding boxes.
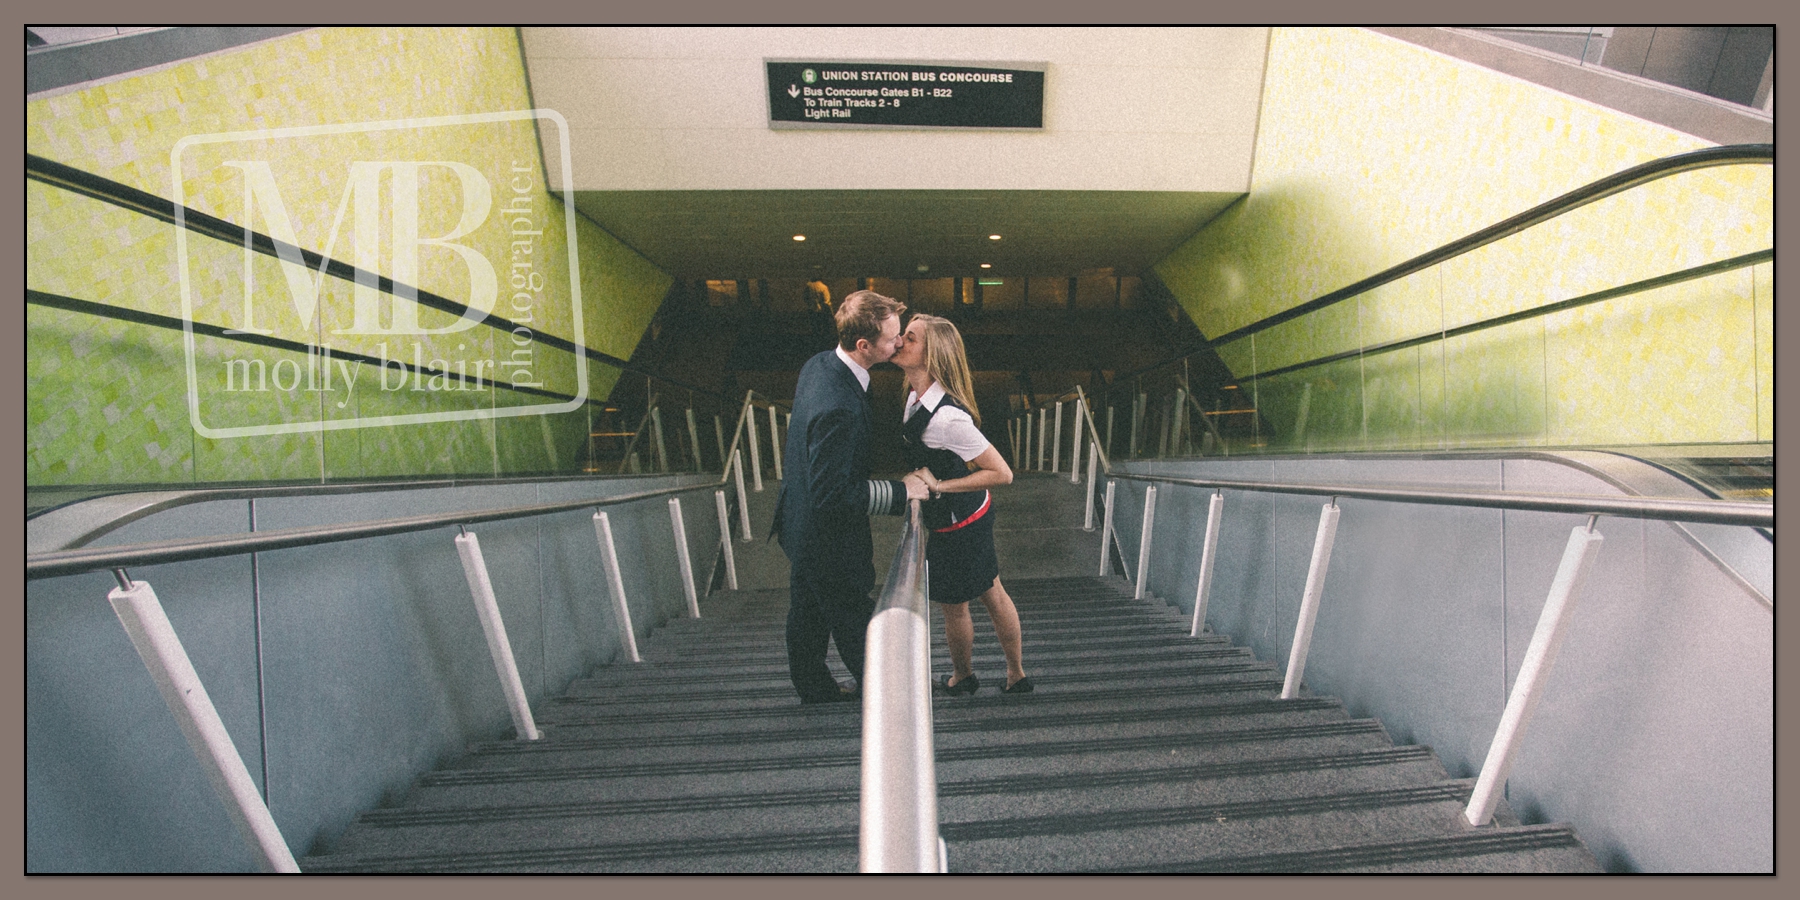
[772,289,928,704]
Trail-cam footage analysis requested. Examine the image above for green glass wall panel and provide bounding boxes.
[1439,319,1549,449]
[26,27,677,489]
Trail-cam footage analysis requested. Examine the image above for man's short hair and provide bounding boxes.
[835,290,907,352]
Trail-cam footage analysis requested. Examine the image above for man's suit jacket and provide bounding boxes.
[772,349,906,594]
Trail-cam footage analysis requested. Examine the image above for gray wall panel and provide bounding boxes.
[26,473,717,871]
[1112,453,1771,872]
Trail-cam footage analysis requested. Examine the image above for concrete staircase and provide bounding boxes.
[298,474,1601,873]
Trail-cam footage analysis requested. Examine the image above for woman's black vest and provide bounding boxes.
[901,391,989,530]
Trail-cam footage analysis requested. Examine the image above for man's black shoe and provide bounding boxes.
[799,684,860,705]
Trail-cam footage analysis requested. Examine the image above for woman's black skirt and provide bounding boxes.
[925,505,1000,605]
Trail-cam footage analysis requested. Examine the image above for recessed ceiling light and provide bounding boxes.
[980,263,992,269]
[792,234,806,241]
[988,234,1002,241]
[917,264,929,272]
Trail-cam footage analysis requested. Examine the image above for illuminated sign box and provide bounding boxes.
[767,59,1046,130]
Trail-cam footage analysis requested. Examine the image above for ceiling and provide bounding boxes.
[572,189,1243,280]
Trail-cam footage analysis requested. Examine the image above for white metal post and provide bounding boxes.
[1099,480,1117,576]
[731,449,753,540]
[714,414,727,474]
[1131,393,1145,457]
[1190,491,1225,637]
[1281,502,1342,699]
[650,407,669,472]
[1037,410,1048,471]
[107,578,300,872]
[1172,388,1187,456]
[1134,484,1158,600]
[669,497,701,618]
[454,532,541,740]
[1068,400,1082,484]
[1157,398,1172,458]
[1083,445,1099,530]
[1051,401,1063,473]
[686,408,703,472]
[768,404,784,481]
[746,403,764,492]
[1464,524,1605,826]
[715,490,739,590]
[1022,413,1032,471]
[592,511,642,663]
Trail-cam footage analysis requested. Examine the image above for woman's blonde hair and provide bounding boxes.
[910,314,982,427]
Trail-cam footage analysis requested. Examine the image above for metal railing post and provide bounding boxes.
[1157,396,1172,458]
[1068,400,1082,484]
[686,407,703,472]
[714,414,727,474]
[650,407,669,472]
[1134,484,1158,600]
[1104,405,1115,460]
[1464,522,1605,826]
[106,576,300,872]
[1083,444,1098,530]
[592,511,642,663]
[1172,388,1187,456]
[1131,392,1145,458]
[1051,401,1063,474]
[746,403,764,492]
[715,490,739,590]
[1022,412,1033,471]
[731,449,753,540]
[669,497,701,618]
[1099,480,1117,576]
[768,404,784,481]
[1036,410,1048,471]
[1281,501,1342,699]
[454,531,540,740]
[1190,491,1225,637]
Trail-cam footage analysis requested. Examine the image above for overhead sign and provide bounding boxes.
[766,59,1045,129]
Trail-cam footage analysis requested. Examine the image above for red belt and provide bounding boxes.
[932,491,991,533]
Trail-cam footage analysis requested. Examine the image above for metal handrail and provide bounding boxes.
[1071,387,1770,529]
[1039,143,1773,409]
[26,389,790,580]
[27,480,711,580]
[859,498,941,873]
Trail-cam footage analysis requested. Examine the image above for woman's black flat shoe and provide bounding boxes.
[938,674,979,695]
[1003,676,1034,694]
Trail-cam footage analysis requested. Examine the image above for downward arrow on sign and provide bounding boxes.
[787,84,800,98]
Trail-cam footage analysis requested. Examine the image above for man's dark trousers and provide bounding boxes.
[772,349,904,703]
[785,567,873,700]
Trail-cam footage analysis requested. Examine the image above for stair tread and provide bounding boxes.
[310,569,1598,873]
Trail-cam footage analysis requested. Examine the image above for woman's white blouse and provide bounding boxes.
[903,382,991,462]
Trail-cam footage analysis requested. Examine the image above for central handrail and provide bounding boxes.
[859,499,940,873]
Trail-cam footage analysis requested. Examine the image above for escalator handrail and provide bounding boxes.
[27,388,789,566]
[1041,142,1772,407]
[26,478,719,580]
[25,152,735,407]
[1070,387,1770,529]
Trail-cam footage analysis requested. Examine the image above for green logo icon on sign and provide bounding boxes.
[802,69,816,84]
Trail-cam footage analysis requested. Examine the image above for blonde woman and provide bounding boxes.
[894,314,1032,694]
